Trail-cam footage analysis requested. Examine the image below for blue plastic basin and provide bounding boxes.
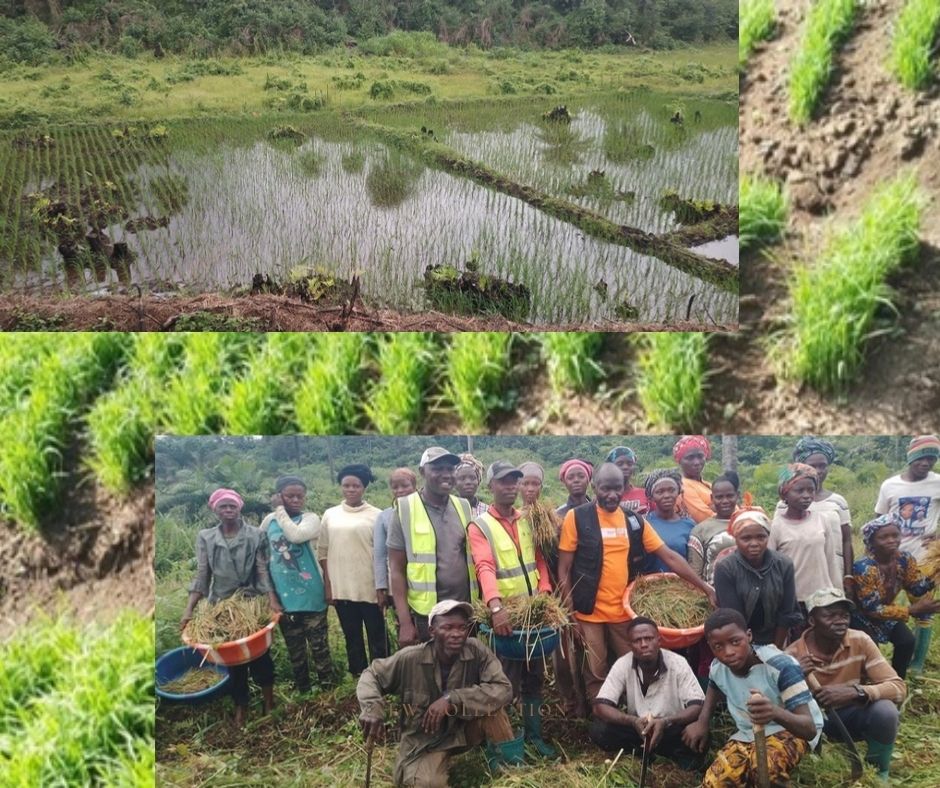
[479,625,559,661]
[156,646,230,704]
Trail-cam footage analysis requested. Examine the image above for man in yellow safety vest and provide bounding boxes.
[388,446,474,647]
[468,460,556,757]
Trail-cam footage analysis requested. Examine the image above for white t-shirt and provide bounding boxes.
[595,648,704,719]
[769,509,842,603]
[874,472,940,560]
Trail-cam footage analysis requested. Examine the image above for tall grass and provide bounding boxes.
[740,174,788,249]
[443,333,512,431]
[890,0,940,90]
[294,334,367,433]
[740,0,777,68]
[0,612,154,785]
[364,333,437,433]
[540,333,605,395]
[636,333,708,430]
[788,0,859,124]
[783,174,922,391]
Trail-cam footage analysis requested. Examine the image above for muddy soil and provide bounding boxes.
[0,471,154,639]
[735,0,940,430]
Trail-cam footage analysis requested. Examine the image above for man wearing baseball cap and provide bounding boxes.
[786,587,906,782]
[467,461,555,757]
[387,447,475,648]
[357,599,513,787]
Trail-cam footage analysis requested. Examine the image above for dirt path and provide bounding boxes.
[733,0,940,430]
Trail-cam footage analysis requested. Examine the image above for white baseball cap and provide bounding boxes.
[428,599,474,626]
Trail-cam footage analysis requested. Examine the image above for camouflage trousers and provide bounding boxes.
[278,610,332,692]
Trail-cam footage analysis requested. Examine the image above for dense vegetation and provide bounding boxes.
[0,0,739,65]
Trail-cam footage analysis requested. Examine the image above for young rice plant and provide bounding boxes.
[443,333,512,431]
[740,174,788,250]
[740,0,777,68]
[636,333,708,431]
[889,0,940,90]
[364,333,437,433]
[540,333,605,396]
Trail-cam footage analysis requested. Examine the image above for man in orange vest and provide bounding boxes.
[468,460,556,757]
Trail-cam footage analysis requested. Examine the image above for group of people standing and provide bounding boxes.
[178,434,940,786]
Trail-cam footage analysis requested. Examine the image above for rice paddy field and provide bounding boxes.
[736,0,940,430]
[0,44,739,329]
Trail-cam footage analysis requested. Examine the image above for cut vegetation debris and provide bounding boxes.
[789,0,860,124]
[183,592,273,646]
[739,174,788,250]
[158,667,224,694]
[781,174,922,392]
[629,574,712,629]
[889,0,940,90]
[636,333,709,431]
[740,0,778,67]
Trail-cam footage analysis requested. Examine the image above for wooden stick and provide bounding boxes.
[749,690,771,788]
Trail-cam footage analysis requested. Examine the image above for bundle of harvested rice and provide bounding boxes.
[481,709,516,743]
[524,500,560,559]
[183,590,272,645]
[629,575,711,630]
[159,667,224,694]
[919,540,940,584]
[472,592,570,631]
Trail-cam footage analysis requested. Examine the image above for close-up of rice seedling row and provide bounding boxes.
[779,173,922,392]
[889,0,940,89]
[788,0,860,124]
[739,173,789,250]
[636,332,709,432]
[740,0,778,68]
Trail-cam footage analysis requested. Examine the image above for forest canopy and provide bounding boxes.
[0,0,739,63]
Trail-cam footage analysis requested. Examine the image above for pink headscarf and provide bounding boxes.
[673,435,712,463]
[208,488,244,512]
[559,459,593,482]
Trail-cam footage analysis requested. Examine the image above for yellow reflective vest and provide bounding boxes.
[396,491,474,616]
[471,511,539,600]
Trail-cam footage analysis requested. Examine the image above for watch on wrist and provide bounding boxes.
[855,685,867,702]
[490,602,503,614]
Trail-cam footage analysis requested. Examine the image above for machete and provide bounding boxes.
[806,672,865,781]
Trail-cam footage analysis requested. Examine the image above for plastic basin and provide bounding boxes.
[182,615,280,667]
[623,572,709,649]
[479,624,559,661]
[156,646,230,704]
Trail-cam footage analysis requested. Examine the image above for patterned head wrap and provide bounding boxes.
[518,462,544,482]
[862,513,904,551]
[337,464,375,486]
[456,452,485,482]
[644,468,682,500]
[209,488,244,512]
[793,437,836,465]
[275,475,306,492]
[728,506,771,536]
[777,463,818,499]
[907,435,940,465]
[559,459,593,482]
[673,436,711,463]
[605,446,637,463]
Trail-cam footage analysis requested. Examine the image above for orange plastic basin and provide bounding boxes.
[183,614,281,667]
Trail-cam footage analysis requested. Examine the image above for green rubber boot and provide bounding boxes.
[908,622,933,677]
[865,738,894,782]
[522,697,557,758]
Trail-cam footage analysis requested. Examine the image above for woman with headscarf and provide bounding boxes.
[851,514,940,678]
[180,488,283,727]
[260,475,331,694]
[687,471,741,584]
[775,437,854,577]
[641,468,696,574]
[374,467,418,615]
[454,452,488,516]
[606,446,649,514]
[714,507,801,648]
[673,436,715,523]
[556,459,593,517]
[318,464,386,677]
[770,464,842,610]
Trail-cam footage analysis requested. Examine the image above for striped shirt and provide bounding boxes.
[709,644,824,746]
[786,628,907,704]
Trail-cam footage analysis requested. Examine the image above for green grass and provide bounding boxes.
[782,174,922,391]
[443,333,513,431]
[740,173,788,250]
[0,612,154,786]
[740,0,777,68]
[889,0,940,90]
[788,0,859,124]
[636,333,709,430]
[540,333,605,396]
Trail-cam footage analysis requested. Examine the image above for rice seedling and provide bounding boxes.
[627,574,712,629]
[636,332,708,430]
[158,667,224,694]
[183,591,272,646]
[740,173,788,249]
[788,0,859,124]
[523,499,561,559]
[740,0,777,68]
[443,332,512,431]
[782,174,922,391]
[540,332,605,396]
[470,592,571,631]
[889,0,940,90]
[363,333,436,433]
[293,334,367,433]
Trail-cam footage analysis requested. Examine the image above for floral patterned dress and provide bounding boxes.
[851,551,935,642]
